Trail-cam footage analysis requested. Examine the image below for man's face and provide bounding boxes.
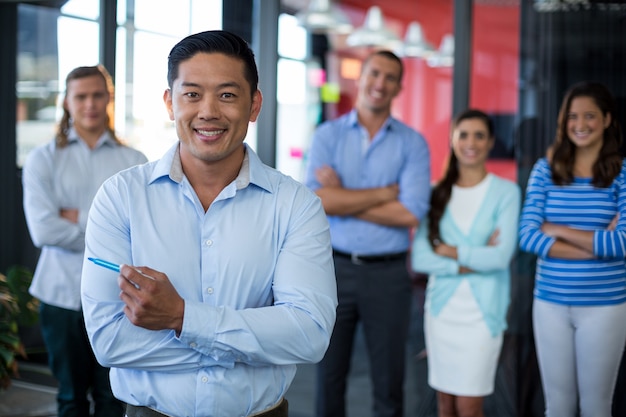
[64,75,110,136]
[163,52,262,166]
[356,54,402,114]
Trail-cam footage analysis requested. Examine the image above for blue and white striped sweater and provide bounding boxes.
[519,157,626,305]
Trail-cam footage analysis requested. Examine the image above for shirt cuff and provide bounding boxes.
[539,236,557,258]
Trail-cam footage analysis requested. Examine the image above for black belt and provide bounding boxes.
[333,249,407,265]
[126,398,288,417]
[126,405,173,417]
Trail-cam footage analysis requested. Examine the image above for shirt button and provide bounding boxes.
[207,287,214,294]
[201,376,208,383]
[190,342,197,348]
[205,239,213,246]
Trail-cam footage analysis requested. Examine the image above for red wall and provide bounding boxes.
[471,5,520,182]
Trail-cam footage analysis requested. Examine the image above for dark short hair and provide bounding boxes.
[362,50,404,83]
[167,30,259,97]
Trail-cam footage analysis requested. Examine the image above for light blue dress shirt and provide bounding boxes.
[304,110,431,255]
[22,129,147,310]
[81,143,338,417]
[412,175,521,336]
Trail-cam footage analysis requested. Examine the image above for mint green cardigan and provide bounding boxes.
[411,175,521,336]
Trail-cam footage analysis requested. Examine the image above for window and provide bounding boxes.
[16,0,223,166]
[275,13,317,182]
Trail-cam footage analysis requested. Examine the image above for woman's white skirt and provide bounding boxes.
[424,279,503,396]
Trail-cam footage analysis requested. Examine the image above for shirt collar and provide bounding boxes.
[150,142,273,194]
[348,109,395,132]
[67,127,117,147]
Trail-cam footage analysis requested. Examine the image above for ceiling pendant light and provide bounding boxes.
[427,34,454,68]
[398,21,435,58]
[346,6,402,49]
[296,0,353,34]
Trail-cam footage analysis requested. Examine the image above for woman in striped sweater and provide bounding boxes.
[519,81,626,417]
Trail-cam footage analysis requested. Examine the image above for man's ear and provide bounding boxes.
[163,88,175,121]
[249,90,263,123]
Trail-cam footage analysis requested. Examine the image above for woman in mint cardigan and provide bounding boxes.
[412,109,520,417]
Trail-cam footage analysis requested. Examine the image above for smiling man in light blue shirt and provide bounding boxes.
[80,30,337,417]
[305,50,430,417]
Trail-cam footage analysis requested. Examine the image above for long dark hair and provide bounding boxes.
[56,65,119,148]
[427,109,494,247]
[550,81,622,187]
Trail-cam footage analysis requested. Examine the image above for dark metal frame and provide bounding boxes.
[452,0,472,117]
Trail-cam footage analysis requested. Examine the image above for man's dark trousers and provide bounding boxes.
[316,254,411,417]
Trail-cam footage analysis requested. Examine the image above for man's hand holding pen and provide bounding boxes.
[118,265,185,335]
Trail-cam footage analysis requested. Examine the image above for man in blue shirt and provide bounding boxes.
[81,30,337,417]
[305,50,431,417]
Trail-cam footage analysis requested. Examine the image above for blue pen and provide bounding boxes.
[88,257,155,282]
[88,257,121,273]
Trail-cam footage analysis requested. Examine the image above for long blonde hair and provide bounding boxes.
[55,65,121,148]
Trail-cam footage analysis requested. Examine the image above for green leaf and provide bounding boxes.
[0,267,39,391]
[6,266,38,326]
[0,332,20,345]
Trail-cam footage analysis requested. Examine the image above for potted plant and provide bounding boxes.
[0,266,38,390]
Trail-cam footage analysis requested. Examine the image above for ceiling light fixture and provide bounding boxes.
[296,0,353,34]
[427,34,454,68]
[397,21,435,58]
[345,6,402,49]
